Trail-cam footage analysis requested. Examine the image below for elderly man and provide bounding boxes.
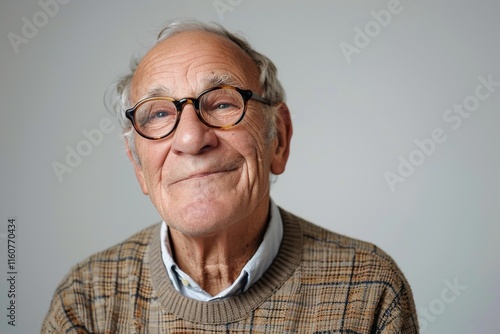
[42,19,418,333]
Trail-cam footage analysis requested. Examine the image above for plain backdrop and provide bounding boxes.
[1,0,499,333]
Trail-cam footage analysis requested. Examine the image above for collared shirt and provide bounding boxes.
[160,199,283,301]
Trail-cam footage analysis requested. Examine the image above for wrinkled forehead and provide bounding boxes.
[130,30,261,102]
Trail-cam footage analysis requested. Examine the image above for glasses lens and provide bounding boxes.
[134,99,177,138]
[199,88,245,127]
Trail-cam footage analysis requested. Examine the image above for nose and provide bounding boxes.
[170,103,218,155]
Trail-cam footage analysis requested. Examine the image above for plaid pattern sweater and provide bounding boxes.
[42,209,419,333]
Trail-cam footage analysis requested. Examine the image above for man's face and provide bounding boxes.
[128,30,290,237]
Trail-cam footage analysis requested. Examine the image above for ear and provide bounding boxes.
[271,103,293,175]
[125,141,149,195]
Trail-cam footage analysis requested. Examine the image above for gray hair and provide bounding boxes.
[105,19,286,164]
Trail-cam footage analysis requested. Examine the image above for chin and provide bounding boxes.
[167,201,239,237]
[170,219,230,238]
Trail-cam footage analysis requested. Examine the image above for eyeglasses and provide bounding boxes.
[125,85,271,140]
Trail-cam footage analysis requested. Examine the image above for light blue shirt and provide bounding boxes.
[160,199,283,301]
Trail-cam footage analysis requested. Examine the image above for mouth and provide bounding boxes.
[173,168,237,185]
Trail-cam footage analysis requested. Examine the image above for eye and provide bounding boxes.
[215,102,235,110]
[135,100,177,127]
[146,108,177,126]
[151,110,170,119]
[202,93,242,113]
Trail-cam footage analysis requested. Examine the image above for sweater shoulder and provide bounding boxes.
[55,223,159,296]
[281,209,389,256]
[42,224,159,332]
[278,210,418,332]
[303,218,390,259]
[280,209,406,280]
[78,223,156,269]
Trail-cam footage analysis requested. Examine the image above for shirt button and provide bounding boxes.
[181,278,190,287]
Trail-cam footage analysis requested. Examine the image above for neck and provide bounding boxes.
[169,201,270,296]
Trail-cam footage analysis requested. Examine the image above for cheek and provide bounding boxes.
[232,120,275,176]
[136,139,170,181]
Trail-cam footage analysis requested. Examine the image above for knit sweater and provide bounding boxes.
[41,209,419,333]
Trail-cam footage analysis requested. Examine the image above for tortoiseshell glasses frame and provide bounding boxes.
[125,85,270,140]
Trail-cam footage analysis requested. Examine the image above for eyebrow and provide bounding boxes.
[201,74,241,88]
[144,86,173,98]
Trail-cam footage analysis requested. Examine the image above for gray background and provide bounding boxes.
[1,0,499,333]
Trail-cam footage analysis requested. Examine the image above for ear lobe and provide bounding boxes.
[125,141,149,195]
[271,103,293,175]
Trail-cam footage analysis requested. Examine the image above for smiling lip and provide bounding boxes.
[174,168,236,184]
